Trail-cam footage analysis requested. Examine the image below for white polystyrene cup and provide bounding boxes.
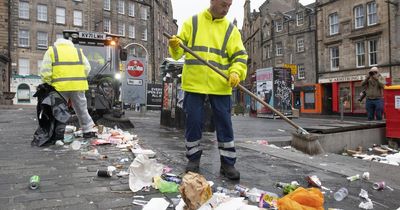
[71,141,81,150]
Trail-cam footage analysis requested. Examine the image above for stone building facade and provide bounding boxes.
[0,0,11,104]
[5,0,177,105]
[243,0,319,114]
[316,0,400,114]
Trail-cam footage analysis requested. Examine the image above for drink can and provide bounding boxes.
[97,169,112,177]
[29,175,40,189]
[234,184,249,195]
[164,176,182,184]
[373,181,385,190]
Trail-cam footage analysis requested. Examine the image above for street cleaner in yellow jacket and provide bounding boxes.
[40,38,96,138]
[169,0,248,180]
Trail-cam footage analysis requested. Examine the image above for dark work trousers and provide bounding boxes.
[366,98,384,120]
[183,92,236,165]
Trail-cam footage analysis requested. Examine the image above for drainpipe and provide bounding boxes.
[151,1,155,84]
[387,1,392,83]
[314,5,319,84]
[7,0,12,92]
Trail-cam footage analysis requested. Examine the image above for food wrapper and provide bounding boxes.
[179,172,212,210]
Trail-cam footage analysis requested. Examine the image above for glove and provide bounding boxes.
[168,35,181,51]
[228,72,240,87]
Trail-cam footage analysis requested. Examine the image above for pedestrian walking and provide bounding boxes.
[361,67,385,120]
[40,38,96,138]
[168,0,248,180]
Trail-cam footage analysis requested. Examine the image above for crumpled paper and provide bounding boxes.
[179,172,212,210]
[129,154,163,192]
[359,198,374,209]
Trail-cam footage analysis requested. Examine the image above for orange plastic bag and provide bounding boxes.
[277,187,324,210]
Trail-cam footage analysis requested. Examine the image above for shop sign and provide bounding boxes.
[283,63,297,75]
[319,75,366,83]
[319,73,390,84]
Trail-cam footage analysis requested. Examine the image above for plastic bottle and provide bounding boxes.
[216,186,240,197]
[245,188,264,202]
[334,187,348,201]
[81,149,105,160]
[346,174,360,181]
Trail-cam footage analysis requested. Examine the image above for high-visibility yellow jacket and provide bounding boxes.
[40,39,91,91]
[169,9,248,95]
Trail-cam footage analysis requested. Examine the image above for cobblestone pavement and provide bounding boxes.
[0,107,399,210]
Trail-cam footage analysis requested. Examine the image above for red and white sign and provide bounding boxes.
[126,60,144,77]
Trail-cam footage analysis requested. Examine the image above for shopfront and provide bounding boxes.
[293,84,323,114]
[319,73,390,115]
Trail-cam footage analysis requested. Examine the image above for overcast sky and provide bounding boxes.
[171,0,316,30]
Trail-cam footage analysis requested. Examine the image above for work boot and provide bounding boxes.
[185,158,200,173]
[220,162,240,180]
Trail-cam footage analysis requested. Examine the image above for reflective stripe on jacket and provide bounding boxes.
[169,9,248,95]
[49,46,88,91]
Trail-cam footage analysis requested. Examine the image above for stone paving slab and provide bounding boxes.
[0,107,399,209]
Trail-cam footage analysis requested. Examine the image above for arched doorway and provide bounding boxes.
[17,83,31,103]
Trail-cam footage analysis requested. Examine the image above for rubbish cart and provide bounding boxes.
[160,58,214,132]
[384,85,400,148]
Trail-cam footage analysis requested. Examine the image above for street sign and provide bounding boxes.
[283,64,297,75]
[126,60,144,77]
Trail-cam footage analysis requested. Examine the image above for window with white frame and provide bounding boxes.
[118,0,125,14]
[141,28,147,41]
[37,4,47,22]
[37,32,48,49]
[141,7,148,20]
[275,20,282,32]
[297,64,305,80]
[56,33,64,39]
[354,5,364,29]
[128,25,135,38]
[128,1,135,17]
[297,38,304,52]
[296,12,304,26]
[276,42,283,56]
[104,18,111,33]
[19,1,29,19]
[330,46,339,70]
[368,39,378,66]
[367,2,377,26]
[18,30,29,47]
[56,7,65,24]
[118,23,125,36]
[104,0,110,10]
[356,41,365,67]
[18,58,30,75]
[329,13,339,35]
[73,10,83,26]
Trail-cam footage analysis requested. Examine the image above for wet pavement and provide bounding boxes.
[0,106,399,209]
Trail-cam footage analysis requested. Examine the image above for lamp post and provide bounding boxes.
[123,43,149,111]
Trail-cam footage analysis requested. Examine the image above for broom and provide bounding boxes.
[163,32,324,155]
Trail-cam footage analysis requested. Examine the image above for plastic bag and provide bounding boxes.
[277,187,324,210]
[153,176,179,193]
[129,154,163,192]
